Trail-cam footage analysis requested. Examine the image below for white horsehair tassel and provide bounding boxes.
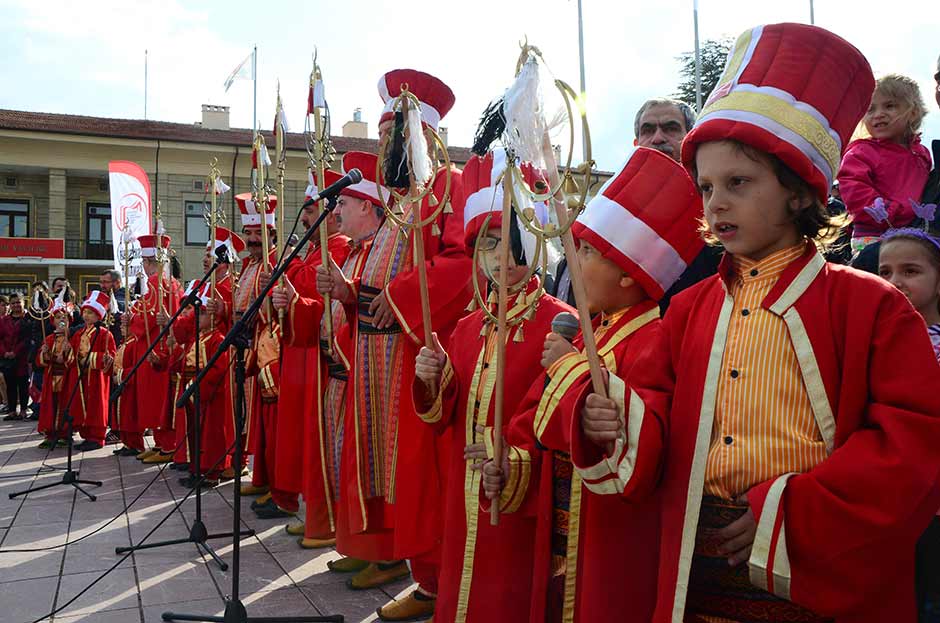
[405,104,432,186]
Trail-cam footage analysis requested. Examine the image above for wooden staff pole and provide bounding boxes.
[490,167,514,526]
[312,72,334,354]
[276,94,287,331]
[401,94,435,348]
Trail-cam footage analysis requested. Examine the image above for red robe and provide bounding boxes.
[172,272,234,463]
[238,249,277,465]
[274,233,351,502]
[113,336,142,449]
[570,244,940,622]
[417,281,573,623]
[129,273,182,446]
[36,333,72,438]
[505,301,663,623]
[68,324,117,445]
[343,166,471,568]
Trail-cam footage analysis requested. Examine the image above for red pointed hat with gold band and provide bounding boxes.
[573,147,704,300]
[461,147,549,254]
[340,151,391,206]
[81,290,111,320]
[305,168,343,203]
[206,226,246,258]
[377,69,455,130]
[137,233,171,258]
[235,193,277,229]
[680,23,875,202]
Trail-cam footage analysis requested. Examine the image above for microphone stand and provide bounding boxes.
[116,290,251,570]
[9,324,104,501]
[164,199,342,622]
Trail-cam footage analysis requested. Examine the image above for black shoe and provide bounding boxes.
[25,411,39,421]
[118,447,140,456]
[3,412,24,421]
[178,475,218,489]
[75,440,103,452]
[253,499,295,519]
[170,462,190,471]
[104,431,121,445]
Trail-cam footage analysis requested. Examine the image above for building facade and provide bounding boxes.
[0,106,473,296]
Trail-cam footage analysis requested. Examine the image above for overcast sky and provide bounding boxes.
[1,0,937,172]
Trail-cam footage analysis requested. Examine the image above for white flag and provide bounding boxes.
[224,51,254,92]
[214,177,231,195]
[109,161,152,283]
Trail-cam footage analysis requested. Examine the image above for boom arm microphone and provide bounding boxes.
[300,169,363,209]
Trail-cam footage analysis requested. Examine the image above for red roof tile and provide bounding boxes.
[0,108,474,163]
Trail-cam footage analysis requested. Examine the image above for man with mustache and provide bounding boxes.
[316,69,471,621]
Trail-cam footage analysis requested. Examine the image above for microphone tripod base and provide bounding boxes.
[162,599,343,622]
[115,519,254,572]
[8,469,102,501]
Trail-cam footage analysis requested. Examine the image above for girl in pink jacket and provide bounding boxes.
[838,73,931,249]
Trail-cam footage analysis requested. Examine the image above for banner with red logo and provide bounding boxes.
[108,161,152,281]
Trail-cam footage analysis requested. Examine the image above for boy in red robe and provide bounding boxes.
[179,294,232,486]
[36,300,75,448]
[412,148,574,623]
[70,291,117,451]
[574,24,940,623]
[483,148,704,623]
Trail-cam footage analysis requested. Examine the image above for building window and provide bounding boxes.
[86,202,112,259]
[0,200,29,237]
[185,201,209,246]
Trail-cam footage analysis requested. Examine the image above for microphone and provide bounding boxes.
[551,312,579,343]
[301,169,363,209]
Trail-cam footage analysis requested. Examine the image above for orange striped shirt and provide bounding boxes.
[703,244,827,500]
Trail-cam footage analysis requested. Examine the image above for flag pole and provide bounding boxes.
[144,49,148,120]
[252,45,258,138]
[577,0,588,162]
[693,0,703,112]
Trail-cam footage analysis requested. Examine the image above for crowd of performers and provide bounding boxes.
[14,21,940,623]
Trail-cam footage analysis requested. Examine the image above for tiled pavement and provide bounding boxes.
[0,420,416,623]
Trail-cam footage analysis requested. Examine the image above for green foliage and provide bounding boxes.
[675,37,734,110]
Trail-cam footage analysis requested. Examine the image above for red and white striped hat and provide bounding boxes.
[377,69,455,131]
[235,193,278,228]
[305,168,343,203]
[81,290,111,320]
[340,151,390,205]
[461,148,549,253]
[574,147,703,300]
[137,234,171,258]
[681,23,874,202]
[206,226,245,259]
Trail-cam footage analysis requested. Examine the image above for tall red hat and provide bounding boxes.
[681,23,875,202]
[340,152,390,205]
[81,290,111,320]
[461,148,549,254]
[235,193,277,228]
[574,147,704,300]
[206,226,246,258]
[137,233,171,258]
[305,168,343,202]
[377,69,455,130]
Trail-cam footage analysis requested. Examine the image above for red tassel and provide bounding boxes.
[251,149,258,170]
[273,112,278,137]
[307,86,314,115]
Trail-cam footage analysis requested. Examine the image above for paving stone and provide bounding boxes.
[55,567,140,616]
[136,561,221,606]
[0,574,58,623]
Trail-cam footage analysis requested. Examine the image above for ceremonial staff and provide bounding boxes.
[306,53,336,354]
[275,83,287,330]
[375,85,452,349]
[252,133,276,336]
[205,158,227,330]
[477,42,602,524]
